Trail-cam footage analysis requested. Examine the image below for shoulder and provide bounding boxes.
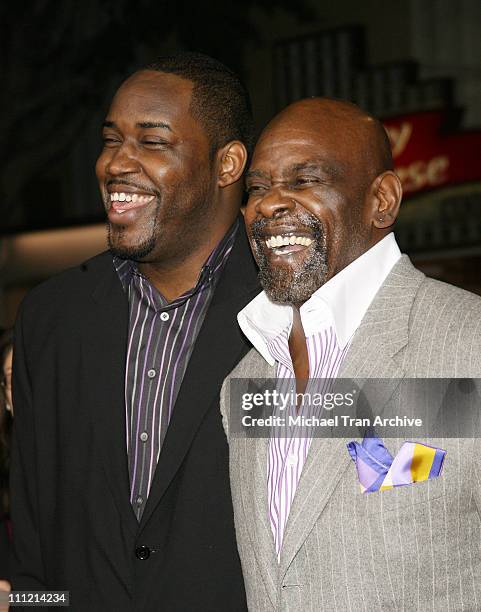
[387,254,481,326]
[20,251,113,307]
[17,251,116,330]
[227,347,269,380]
[407,273,481,375]
[414,275,481,325]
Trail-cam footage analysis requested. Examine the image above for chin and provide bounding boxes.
[107,224,157,261]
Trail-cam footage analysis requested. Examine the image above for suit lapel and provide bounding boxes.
[279,255,424,576]
[278,347,405,578]
[139,224,259,531]
[87,253,138,535]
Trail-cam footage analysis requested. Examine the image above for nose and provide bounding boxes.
[104,143,141,177]
[252,185,296,219]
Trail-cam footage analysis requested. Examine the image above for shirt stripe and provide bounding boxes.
[113,220,238,519]
[267,326,351,558]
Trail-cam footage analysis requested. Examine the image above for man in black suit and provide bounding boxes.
[11,53,258,611]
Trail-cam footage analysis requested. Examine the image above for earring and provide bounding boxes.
[5,404,11,412]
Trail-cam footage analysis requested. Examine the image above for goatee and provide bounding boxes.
[250,211,329,305]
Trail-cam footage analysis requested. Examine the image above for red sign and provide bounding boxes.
[383,111,481,197]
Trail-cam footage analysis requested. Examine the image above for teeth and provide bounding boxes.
[265,235,313,249]
[108,192,155,205]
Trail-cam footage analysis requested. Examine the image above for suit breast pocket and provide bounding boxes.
[339,462,450,519]
[368,475,448,515]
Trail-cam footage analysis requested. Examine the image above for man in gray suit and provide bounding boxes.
[220,98,481,611]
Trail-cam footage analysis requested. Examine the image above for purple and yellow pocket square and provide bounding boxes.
[347,435,446,494]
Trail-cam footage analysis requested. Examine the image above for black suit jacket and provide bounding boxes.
[11,225,259,611]
[0,517,9,580]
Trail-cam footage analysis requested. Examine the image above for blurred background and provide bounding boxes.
[1,0,481,327]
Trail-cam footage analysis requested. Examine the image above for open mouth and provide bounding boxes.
[108,191,155,214]
[264,233,313,256]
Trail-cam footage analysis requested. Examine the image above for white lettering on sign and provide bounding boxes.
[395,156,450,193]
[385,122,413,158]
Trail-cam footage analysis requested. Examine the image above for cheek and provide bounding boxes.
[243,200,258,227]
[147,156,198,195]
[95,153,109,181]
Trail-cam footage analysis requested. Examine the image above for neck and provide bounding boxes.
[138,257,207,303]
[288,306,309,395]
[138,218,235,302]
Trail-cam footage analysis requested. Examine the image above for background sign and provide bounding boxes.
[383,111,481,197]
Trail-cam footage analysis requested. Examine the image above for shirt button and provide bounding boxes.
[140,431,149,442]
[147,369,156,379]
[160,312,169,321]
[286,454,297,467]
[136,496,143,505]
[135,545,150,560]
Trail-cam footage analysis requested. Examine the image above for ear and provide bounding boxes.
[217,141,248,188]
[371,171,402,229]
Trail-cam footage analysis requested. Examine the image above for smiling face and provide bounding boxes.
[245,99,394,306]
[96,70,216,264]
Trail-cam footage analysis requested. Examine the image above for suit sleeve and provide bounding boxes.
[9,304,46,590]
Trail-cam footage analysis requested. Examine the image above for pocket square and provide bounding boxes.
[347,434,446,494]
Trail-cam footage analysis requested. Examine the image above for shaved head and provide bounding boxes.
[244,97,402,305]
[258,97,393,189]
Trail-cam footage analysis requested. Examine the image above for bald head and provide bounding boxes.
[260,97,393,187]
[244,96,402,305]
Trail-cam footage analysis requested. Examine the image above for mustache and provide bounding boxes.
[249,213,325,242]
[106,178,159,197]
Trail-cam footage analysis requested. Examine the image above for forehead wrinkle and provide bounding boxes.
[249,157,344,181]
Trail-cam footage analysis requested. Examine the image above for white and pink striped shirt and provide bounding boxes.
[238,233,402,558]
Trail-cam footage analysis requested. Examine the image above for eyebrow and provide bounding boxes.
[288,160,343,178]
[136,121,172,132]
[102,120,172,132]
[245,169,269,181]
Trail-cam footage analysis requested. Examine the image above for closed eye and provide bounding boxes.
[295,176,320,186]
[141,139,171,149]
[246,184,269,195]
[102,136,121,147]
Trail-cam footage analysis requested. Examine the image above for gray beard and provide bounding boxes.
[250,213,329,306]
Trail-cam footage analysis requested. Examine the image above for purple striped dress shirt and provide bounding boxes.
[267,325,351,558]
[114,220,238,519]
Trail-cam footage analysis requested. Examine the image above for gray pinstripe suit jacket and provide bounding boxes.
[220,255,481,611]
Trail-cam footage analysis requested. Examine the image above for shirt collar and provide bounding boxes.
[238,233,402,365]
